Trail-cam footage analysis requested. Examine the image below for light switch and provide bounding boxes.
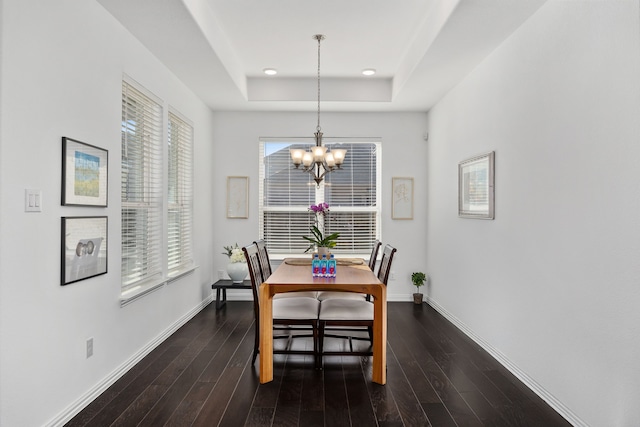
[25,189,42,212]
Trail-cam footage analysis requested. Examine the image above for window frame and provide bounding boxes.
[258,137,382,259]
[167,109,195,276]
[120,77,195,303]
[121,79,164,294]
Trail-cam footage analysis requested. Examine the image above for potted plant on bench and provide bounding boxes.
[411,272,426,304]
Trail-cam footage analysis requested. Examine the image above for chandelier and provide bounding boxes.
[290,34,347,186]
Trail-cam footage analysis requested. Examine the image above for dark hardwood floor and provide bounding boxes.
[66,302,571,427]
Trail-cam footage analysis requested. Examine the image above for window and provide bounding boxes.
[121,81,163,290]
[121,79,194,295]
[259,139,381,256]
[167,111,194,275]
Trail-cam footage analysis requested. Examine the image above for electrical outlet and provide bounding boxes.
[86,337,94,358]
[218,270,224,280]
[390,271,396,281]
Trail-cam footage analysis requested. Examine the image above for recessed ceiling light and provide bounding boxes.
[362,68,376,76]
[263,68,277,76]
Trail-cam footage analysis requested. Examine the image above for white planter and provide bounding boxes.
[227,262,248,283]
[317,246,330,258]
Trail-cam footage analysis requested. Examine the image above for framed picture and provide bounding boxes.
[227,176,249,219]
[459,151,495,219]
[62,137,108,207]
[392,177,414,220]
[61,216,108,285]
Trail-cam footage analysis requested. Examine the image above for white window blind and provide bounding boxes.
[167,111,194,274]
[121,81,163,289]
[259,139,381,256]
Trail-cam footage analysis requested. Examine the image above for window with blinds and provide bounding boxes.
[121,81,163,289]
[259,139,381,256]
[167,111,194,274]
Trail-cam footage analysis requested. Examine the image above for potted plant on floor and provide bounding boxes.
[411,272,426,304]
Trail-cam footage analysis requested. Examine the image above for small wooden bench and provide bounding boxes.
[211,279,252,310]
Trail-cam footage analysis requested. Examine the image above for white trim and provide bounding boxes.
[426,297,586,427]
[167,265,197,283]
[44,295,214,427]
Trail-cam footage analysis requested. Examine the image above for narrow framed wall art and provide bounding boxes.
[226,176,249,218]
[392,177,414,220]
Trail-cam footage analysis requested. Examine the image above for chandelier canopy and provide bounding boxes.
[290,35,346,186]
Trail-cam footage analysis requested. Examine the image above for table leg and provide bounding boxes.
[215,288,227,310]
[259,282,274,383]
[372,286,387,385]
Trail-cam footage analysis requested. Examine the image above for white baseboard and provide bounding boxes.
[426,297,586,427]
[46,295,213,427]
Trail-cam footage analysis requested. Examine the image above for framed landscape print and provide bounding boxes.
[62,137,108,207]
[61,216,108,285]
[458,151,495,219]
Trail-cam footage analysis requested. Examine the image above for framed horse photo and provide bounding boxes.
[61,216,108,285]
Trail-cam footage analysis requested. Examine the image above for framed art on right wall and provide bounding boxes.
[459,151,495,219]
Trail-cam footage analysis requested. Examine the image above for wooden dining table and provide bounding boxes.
[259,258,387,385]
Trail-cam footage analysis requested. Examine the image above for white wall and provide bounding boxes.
[210,111,428,301]
[425,1,640,426]
[0,1,216,425]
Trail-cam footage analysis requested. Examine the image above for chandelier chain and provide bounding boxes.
[316,35,323,132]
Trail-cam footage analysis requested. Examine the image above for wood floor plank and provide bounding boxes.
[386,315,443,405]
[271,356,305,427]
[190,314,256,426]
[342,356,378,426]
[385,345,431,427]
[390,304,484,426]
[361,358,404,426]
[143,309,254,426]
[244,407,274,427]
[217,356,260,427]
[323,356,351,427]
[299,353,325,427]
[74,345,185,426]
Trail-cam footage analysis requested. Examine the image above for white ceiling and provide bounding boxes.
[97,0,547,112]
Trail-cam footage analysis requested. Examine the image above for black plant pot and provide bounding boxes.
[413,293,423,304]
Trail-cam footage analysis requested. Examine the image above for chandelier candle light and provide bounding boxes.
[290,35,347,186]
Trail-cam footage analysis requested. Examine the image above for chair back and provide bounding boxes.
[376,244,397,285]
[368,240,381,271]
[254,239,272,279]
[243,244,263,315]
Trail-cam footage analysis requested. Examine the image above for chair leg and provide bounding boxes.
[317,321,325,370]
[252,319,259,365]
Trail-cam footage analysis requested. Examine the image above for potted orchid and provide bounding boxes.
[222,243,248,283]
[302,202,340,254]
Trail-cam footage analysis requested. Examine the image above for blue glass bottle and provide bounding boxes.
[328,254,337,278]
[312,254,320,277]
[320,254,328,277]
